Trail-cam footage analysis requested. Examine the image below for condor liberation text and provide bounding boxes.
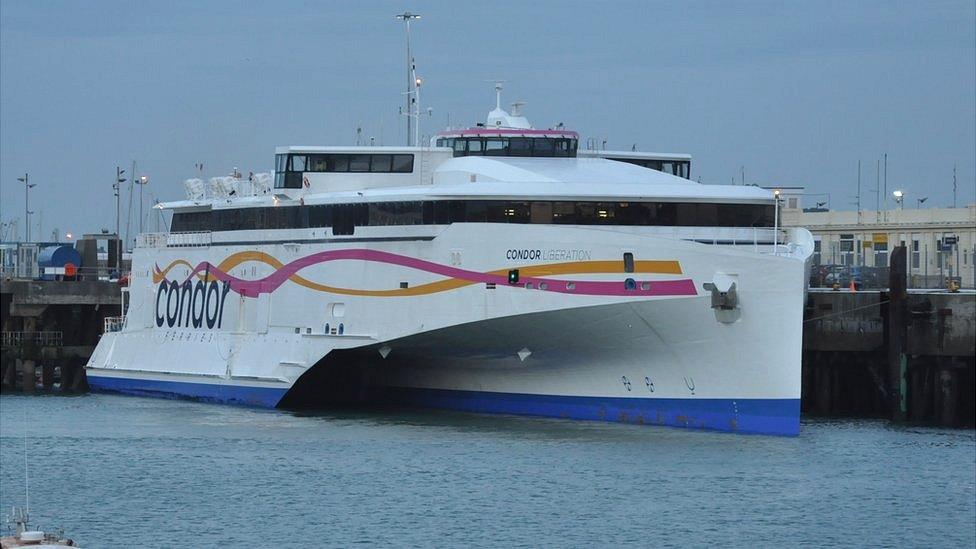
[506,249,592,261]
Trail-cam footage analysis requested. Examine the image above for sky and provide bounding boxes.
[1,0,974,242]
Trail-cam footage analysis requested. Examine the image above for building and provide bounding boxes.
[772,187,976,288]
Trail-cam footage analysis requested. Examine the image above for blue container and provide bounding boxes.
[38,244,82,280]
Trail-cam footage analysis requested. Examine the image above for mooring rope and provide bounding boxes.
[803,298,892,323]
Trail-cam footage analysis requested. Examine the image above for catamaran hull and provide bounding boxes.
[87,224,811,436]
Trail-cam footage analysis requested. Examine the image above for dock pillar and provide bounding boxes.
[19,359,36,393]
[41,364,56,390]
[939,369,958,426]
[887,246,908,422]
[70,365,89,393]
[815,364,832,415]
[910,364,928,421]
[1,358,16,390]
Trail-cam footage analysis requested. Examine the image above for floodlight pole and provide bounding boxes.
[114,166,127,272]
[17,173,34,242]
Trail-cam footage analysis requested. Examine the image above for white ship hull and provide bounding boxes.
[87,223,811,435]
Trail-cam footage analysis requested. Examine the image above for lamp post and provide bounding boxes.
[773,189,781,256]
[137,175,149,235]
[916,197,928,209]
[396,11,421,146]
[893,189,904,210]
[114,167,127,272]
[17,173,35,242]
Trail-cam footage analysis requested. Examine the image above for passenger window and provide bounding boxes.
[467,139,484,154]
[332,155,349,172]
[391,154,414,173]
[370,155,392,172]
[349,155,370,172]
[530,202,552,223]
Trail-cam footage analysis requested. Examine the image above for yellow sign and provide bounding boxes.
[872,233,888,244]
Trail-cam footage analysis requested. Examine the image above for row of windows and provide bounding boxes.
[609,157,691,179]
[274,153,415,188]
[434,137,578,158]
[171,200,775,234]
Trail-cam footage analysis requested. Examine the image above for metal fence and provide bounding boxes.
[1,331,63,348]
[810,257,972,290]
[137,231,211,248]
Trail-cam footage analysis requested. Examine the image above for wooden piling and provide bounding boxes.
[1,358,15,390]
[887,246,908,421]
[19,359,35,393]
[940,369,959,426]
[41,364,56,390]
[815,364,831,415]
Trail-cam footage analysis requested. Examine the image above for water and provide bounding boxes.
[1,394,973,548]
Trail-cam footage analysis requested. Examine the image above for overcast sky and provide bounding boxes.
[1,0,974,241]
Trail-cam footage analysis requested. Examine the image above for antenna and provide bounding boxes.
[510,101,526,116]
[856,159,861,224]
[485,80,507,110]
[953,164,957,208]
[395,12,421,146]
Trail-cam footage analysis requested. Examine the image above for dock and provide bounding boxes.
[1,278,121,393]
[802,248,975,426]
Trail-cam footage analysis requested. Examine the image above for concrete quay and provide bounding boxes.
[1,279,121,394]
[802,248,975,427]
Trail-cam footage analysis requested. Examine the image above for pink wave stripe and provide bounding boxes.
[168,249,698,299]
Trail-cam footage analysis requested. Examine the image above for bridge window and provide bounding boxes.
[277,153,415,181]
[509,137,532,157]
[289,155,307,172]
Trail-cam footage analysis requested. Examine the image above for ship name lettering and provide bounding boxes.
[506,249,592,261]
[155,279,231,330]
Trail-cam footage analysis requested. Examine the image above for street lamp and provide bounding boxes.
[892,190,904,210]
[114,167,127,272]
[916,197,928,209]
[773,189,781,255]
[17,173,35,242]
[137,175,149,234]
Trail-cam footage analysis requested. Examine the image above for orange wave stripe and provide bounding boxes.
[152,252,683,296]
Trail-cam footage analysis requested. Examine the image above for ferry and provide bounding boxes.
[86,84,813,436]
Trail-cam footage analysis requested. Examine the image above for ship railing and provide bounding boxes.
[663,226,809,259]
[103,316,125,334]
[137,231,212,248]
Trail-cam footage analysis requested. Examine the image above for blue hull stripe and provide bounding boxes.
[88,374,287,408]
[88,375,799,436]
[388,387,801,436]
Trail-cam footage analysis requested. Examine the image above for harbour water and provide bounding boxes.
[1,394,973,547]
